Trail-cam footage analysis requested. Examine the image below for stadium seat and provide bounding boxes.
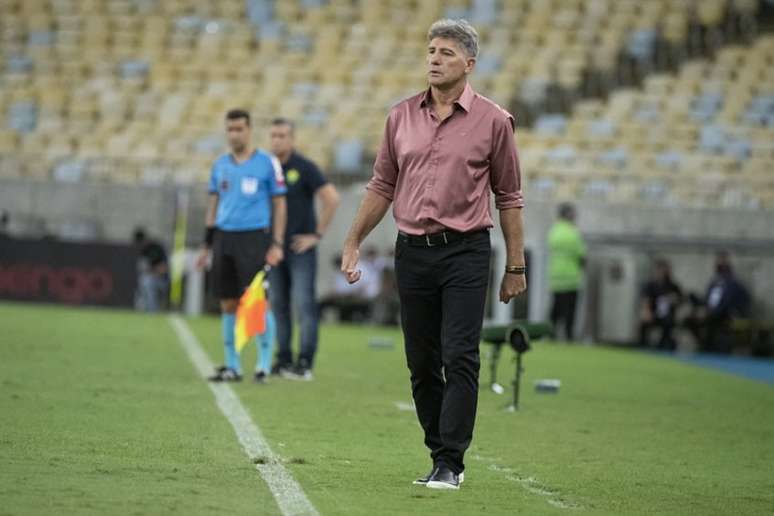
[0,0,769,212]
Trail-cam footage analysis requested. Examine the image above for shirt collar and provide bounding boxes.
[420,82,475,113]
[229,149,257,166]
[286,150,298,164]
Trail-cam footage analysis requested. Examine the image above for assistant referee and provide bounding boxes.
[196,109,287,382]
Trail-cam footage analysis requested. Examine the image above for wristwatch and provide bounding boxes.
[505,265,526,275]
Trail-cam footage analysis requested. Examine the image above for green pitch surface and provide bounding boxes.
[2,303,773,515]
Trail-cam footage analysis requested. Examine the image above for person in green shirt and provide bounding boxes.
[547,203,586,340]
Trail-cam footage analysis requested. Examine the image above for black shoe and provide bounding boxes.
[426,465,461,490]
[271,361,293,376]
[207,365,228,380]
[413,467,437,485]
[284,364,313,381]
[207,366,242,382]
[254,370,269,384]
[414,467,464,486]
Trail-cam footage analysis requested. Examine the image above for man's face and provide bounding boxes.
[426,37,475,88]
[269,124,294,157]
[226,118,250,153]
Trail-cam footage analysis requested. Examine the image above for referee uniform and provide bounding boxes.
[208,150,286,376]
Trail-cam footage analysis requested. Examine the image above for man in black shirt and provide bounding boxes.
[639,258,682,350]
[268,118,340,380]
[702,252,751,352]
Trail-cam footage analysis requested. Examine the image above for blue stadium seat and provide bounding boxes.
[534,114,567,136]
[334,139,364,174]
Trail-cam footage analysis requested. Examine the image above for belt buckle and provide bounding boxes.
[425,232,448,246]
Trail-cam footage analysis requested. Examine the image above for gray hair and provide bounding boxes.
[427,19,479,58]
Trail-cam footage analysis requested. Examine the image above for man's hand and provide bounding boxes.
[499,273,527,303]
[195,247,210,270]
[291,233,320,254]
[266,244,284,267]
[341,241,361,284]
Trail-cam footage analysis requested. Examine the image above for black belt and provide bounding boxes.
[398,229,487,247]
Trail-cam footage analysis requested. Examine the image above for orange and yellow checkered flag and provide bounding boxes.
[235,270,268,353]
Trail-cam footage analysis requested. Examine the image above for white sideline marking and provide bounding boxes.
[169,316,319,516]
[471,455,581,510]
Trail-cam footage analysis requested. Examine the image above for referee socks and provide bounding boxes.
[221,312,240,374]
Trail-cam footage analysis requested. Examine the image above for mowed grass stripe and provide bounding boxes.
[2,302,772,516]
[0,303,280,515]
[188,319,774,516]
[169,315,318,516]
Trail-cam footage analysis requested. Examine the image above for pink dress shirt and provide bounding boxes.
[367,83,524,235]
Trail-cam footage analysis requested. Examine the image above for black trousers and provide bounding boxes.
[550,290,578,340]
[394,231,491,474]
[639,317,676,350]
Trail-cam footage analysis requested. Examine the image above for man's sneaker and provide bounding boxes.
[295,367,314,381]
[426,466,461,490]
[283,364,313,381]
[254,370,269,384]
[282,369,314,381]
[207,366,242,382]
[207,365,227,381]
[271,362,293,377]
[281,359,314,381]
[413,468,437,485]
[414,468,464,486]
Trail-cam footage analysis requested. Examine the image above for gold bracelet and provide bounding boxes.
[505,265,526,274]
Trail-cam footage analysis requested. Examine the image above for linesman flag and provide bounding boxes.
[235,270,268,352]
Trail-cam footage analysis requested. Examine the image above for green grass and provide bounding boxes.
[0,304,278,516]
[2,302,774,515]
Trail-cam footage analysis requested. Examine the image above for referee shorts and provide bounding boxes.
[212,228,272,300]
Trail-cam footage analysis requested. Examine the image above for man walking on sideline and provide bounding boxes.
[267,118,340,380]
[196,109,287,382]
[341,19,526,490]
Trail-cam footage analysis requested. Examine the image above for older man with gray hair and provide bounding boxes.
[341,19,526,489]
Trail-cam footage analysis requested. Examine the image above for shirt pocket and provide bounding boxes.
[447,127,489,180]
[464,141,491,180]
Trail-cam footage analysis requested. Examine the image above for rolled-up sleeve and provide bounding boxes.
[489,113,524,210]
[366,110,399,201]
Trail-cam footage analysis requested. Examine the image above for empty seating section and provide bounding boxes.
[0,0,770,208]
[520,35,774,208]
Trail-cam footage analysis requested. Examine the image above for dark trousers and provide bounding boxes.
[394,231,491,474]
[270,248,319,368]
[550,290,578,340]
[639,318,677,350]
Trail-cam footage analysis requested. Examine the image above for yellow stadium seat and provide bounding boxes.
[0,131,19,153]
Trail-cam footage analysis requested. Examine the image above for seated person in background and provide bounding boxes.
[703,252,751,352]
[133,227,169,312]
[368,248,400,326]
[319,253,379,322]
[639,258,683,350]
[684,252,751,353]
[358,246,383,301]
[0,210,9,238]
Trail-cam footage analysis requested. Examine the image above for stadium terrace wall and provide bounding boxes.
[1,179,773,330]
